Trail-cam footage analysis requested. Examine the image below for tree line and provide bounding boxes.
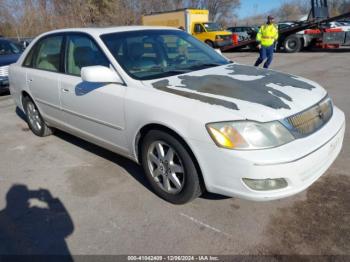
[0,0,240,39]
[1,0,349,39]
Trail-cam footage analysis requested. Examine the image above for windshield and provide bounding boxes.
[101,30,230,80]
[0,40,21,55]
[203,23,221,32]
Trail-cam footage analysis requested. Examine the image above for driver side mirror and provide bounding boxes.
[81,66,123,84]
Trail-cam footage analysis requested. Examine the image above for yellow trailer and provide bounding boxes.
[142,9,232,48]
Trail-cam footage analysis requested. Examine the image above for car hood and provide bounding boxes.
[145,63,328,122]
[0,53,21,67]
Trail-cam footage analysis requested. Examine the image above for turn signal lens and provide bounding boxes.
[207,125,247,149]
[207,127,234,149]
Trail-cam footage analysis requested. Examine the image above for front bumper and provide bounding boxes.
[188,107,345,201]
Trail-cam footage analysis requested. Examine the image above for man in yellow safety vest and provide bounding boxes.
[254,15,279,69]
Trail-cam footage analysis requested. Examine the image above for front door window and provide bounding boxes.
[65,34,110,76]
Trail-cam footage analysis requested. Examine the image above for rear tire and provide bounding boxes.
[141,130,202,204]
[283,35,302,53]
[23,96,53,137]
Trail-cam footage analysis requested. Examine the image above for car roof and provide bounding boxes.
[39,26,179,38]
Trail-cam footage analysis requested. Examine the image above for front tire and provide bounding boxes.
[141,130,202,204]
[23,96,53,137]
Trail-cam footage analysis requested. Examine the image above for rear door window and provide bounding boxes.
[32,36,63,72]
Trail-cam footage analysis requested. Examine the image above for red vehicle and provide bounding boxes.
[222,0,350,53]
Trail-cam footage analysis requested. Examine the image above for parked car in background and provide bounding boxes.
[0,38,22,93]
[329,21,350,31]
[278,22,305,35]
[6,37,34,51]
[338,20,350,26]
[9,27,345,204]
[227,26,258,41]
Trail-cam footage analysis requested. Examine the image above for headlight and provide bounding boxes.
[206,121,295,150]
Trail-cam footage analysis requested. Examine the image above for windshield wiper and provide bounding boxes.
[147,66,190,73]
[165,69,191,73]
[188,63,223,70]
[148,66,192,74]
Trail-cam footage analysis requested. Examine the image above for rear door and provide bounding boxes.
[59,33,128,152]
[24,35,64,122]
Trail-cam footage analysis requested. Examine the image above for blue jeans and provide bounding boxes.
[254,45,274,69]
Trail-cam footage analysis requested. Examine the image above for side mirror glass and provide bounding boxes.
[81,66,123,84]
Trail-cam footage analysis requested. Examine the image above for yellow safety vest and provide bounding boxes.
[256,24,279,47]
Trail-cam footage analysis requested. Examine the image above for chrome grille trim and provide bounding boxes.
[283,96,333,138]
[0,65,9,77]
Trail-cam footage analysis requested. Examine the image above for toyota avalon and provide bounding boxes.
[9,27,345,204]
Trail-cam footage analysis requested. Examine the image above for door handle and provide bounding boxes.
[61,88,70,93]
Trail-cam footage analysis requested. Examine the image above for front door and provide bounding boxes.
[59,33,127,152]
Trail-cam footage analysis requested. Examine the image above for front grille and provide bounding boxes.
[0,65,9,77]
[286,96,333,137]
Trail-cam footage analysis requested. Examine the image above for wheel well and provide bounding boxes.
[21,91,31,107]
[136,124,206,191]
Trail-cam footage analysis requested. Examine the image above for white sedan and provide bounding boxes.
[9,27,345,204]
[329,21,350,31]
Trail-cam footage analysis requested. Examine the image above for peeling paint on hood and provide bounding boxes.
[146,63,327,121]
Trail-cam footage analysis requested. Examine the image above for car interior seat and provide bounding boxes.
[37,53,60,71]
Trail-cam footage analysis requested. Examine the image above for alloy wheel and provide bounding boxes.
[146,141,185,194]
[26,101,42,132]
